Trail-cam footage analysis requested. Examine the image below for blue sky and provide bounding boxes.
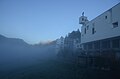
[0,0,120,44]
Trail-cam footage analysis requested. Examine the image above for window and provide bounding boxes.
[82,18,84,21]
[88,43,93,49]
[112,22,118,28]
[76,40,79,43]
[87,25,89,30]
[92,27,95,34]
[112,39,119,48]
[105,16,107,19]
[94,41,100,49]
[101,40,110,49]
[84,28,86,34]
[84,44,87,50]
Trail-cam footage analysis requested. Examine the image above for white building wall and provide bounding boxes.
[81,3,120,44]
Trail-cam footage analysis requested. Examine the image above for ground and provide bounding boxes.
[0,59,119,79]
[0,59,76,79]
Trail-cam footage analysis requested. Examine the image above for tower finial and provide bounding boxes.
[82,12,84,16]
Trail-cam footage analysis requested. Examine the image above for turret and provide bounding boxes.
[79,12,89,26]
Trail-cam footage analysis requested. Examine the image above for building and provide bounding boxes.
[79,3,120,69]
[64,30,81,53]
[64,36,73,53]
[80,3,120,57]
[56,36,64,54]
[56,30,81,60]
[73,38,81,53]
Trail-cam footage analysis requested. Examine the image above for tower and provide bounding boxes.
[79,12,89,26]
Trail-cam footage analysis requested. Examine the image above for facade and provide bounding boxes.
[79,3,120,57]
[64,37,73,53]
[56,30,81,59]
[56,36,64,54]
[73,38,81,53]
[64,30,81,53]
[79,3,120,69]
[80,3,120,44]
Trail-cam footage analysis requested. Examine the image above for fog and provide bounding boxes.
[0,35,57,79]
[0,45,56,70]
[1,35,120,79]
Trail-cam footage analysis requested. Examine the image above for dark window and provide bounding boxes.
[94,41,100,49]
[105,16,107,19]
[112,39,119,48]
[112,22,118,28]
[88,43,93,49]
[84,44,87,50]
[101,40,110,49]
[82,18,84,21]
[84,28,86,34]
[76,40,79,43]
[92,27,95,34]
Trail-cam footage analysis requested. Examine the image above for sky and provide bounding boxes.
[0,0,120,44]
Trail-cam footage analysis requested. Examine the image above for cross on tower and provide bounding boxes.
[82,12,84,16]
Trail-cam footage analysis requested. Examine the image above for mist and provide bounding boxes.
[0,1,120,78]
[0,45,56,69]
[0,35,57,79]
